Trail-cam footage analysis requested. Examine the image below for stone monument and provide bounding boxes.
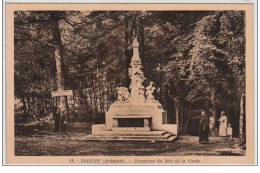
[88,37,178,142]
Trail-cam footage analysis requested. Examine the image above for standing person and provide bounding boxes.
[218,111,228,138]
[227,124,233,140]
[199,111,209,144]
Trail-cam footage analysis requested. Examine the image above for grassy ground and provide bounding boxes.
[15,122,245,156]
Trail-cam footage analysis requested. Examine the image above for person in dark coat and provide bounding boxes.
[199,111,209,144]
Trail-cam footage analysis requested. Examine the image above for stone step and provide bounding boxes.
[112,127,150,132]
[155,136,177,142]
[162,133,173,139]
[93,130,167,136]
[101,135,169,139]
[79,135,177,142]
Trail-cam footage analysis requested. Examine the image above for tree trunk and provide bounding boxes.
[49,13,68,132]
[88,88,94,120]
[125,14,138,88]
[174,98,179,133]
[21,96,27,116]
[129,14,138,40]
[184,104,191,134]
[210,89,217,136]
[179,100,184,134]
[239,94,245,140]
[91,72,98,123]
[124,17,131,87]
[106,84,110,111]
[139,17,145,74]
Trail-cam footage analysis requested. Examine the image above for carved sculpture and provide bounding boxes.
[116,87,123,102]
[116,87,130,103]
[124,88,130,101]
[128,37,147,103]
[146,81,156,102]
[116,37,159,104]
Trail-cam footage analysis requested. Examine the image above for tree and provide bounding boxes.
[48,12,68,132]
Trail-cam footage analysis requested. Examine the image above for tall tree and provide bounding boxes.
[49,12,68,132]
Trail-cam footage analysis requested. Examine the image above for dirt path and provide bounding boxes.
[15,133,245,156]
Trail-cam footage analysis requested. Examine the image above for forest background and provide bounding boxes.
[14,11,245,137]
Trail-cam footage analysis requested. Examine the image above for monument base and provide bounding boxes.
[88,101,179,142]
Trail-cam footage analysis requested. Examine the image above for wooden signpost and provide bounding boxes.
[52,90,74,107]
[52,90,73,98]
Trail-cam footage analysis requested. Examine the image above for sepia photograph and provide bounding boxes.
[4,2,256,165]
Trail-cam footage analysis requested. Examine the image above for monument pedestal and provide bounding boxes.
[87,101,178,142]
[105,102,167,131]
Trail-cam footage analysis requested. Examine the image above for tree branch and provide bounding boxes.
[62,18,83,27]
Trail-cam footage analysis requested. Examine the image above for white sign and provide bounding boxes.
[52,90,73,97]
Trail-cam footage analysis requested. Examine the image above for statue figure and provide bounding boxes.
[132,37,139,48]
[123,88,130,102]
[116,87,123,102]
[139,86,145,96]
[132,37,140,61]
[116,87,130,102]
[146,81,156,102]
[137,86,146,102]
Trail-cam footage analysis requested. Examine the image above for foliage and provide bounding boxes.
[14,11,245,136]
